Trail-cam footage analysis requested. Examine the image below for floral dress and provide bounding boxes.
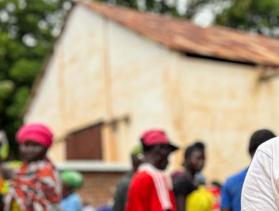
[4,159,61,211]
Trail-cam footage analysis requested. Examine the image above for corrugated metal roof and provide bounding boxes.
[79,0,279,67]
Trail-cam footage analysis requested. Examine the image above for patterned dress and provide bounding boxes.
[4,159,61,211]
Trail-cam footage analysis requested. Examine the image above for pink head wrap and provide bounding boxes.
[16,123,53,148]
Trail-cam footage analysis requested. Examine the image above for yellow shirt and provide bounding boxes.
[186,186,214,211]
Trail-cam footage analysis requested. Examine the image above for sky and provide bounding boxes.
[176,0,230,27]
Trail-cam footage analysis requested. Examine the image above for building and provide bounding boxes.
[24,0,279,206]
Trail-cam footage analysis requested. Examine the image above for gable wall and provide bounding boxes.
[25,5,279,180]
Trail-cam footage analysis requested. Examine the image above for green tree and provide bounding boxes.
[99,0,279,37]
[0,0,72,157]
[215,0,279,37]
[98,0,220,18]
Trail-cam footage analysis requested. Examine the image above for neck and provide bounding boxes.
[143,155,158,168]
[186,168,196,178]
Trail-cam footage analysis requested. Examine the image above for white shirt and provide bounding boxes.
[241,137,279,210]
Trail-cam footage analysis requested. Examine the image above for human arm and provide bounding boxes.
[176,195,186,211]
[173,175,196,211]
[113,177,129,211]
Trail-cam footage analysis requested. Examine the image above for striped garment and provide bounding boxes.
[126,163,176,211]
[4,159,61,211]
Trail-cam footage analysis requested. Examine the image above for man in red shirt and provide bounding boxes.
[126,129,178,211]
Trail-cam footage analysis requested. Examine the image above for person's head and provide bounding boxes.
[140,129,178,170]
[248,129,276,157]
[16,123,53,163]
[130,145,143,172]
[184,142,206,174]
[60,170,83,198]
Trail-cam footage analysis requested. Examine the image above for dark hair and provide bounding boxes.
[141,139,156,153]
[184,141,205,159]
[211,180,222,189]
[248,129,276,156]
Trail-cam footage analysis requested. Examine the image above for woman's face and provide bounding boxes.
[19,140,47,162]
[186,149,205,173]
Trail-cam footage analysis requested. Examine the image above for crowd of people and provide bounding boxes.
[0,123,277,211]
[114,128,278,211]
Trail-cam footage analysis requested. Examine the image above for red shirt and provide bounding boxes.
[126,164,176,211]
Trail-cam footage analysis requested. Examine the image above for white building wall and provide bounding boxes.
[25,4,279,180]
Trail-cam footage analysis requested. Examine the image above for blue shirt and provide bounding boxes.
[61,193,83,211]
[97,205,112,211]
[221,168,248,211]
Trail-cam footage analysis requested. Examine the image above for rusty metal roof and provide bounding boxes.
[79,0,279,67]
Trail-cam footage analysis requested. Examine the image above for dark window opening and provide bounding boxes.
[65,122,104,160]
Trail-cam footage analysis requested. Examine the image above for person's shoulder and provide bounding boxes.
[174,173,196,196]
[174,173,195,188]
[130,171,153,187]
[68,193,81,202]
[36,159,59,179]
[175,173,192,184]
[38,162,56,174]
[256,137,279,159]
[171,170,184,182]
[258,137,278,150]
[132,171,152,181]
[224,168,248,186]
[116,174,132,191]
[119,173,132,184]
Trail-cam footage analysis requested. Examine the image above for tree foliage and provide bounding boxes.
[100,0,279,37]
[2,0,278,156]
[98,0,219,18]
[215,0,279,37]
[0,0,72,157]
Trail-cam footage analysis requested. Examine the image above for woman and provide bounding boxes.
[3,123,61,211]
[173,142,206,211]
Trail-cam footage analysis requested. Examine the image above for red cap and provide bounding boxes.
[140,129,178,151]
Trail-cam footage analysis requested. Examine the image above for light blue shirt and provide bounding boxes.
[61,193,83,211]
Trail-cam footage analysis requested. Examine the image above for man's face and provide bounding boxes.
[186,149,205,173]
[19,140,46,162]
[152,144,173,170]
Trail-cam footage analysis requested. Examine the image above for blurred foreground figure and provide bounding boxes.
[113,145,143,211]
[126,129,178,211]
[0,131,9,161]
[241,131,279,210]
[222,129,275,211]
[2,123,61,211]
[61,170,83,211]
[0,131,10,210]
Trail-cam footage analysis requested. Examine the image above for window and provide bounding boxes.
[65,122,104,160]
